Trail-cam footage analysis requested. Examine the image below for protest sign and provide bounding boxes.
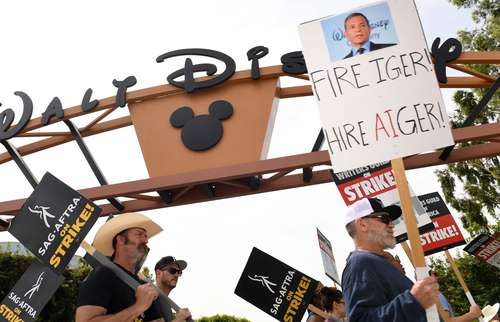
[464,234,500,269]
[417,192,465,255]
[298,0,454,172]
[0,261,64,322]
[9,172,101,273]
[316,228,340,284]
[235,247,319,322]
[331,161,434,242]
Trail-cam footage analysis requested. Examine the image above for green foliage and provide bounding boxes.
[196,314,251,322]
[0,253,252,322]
[141,265,154,281]
[0,252,91,322]
[437,0,499,234]
[430,253,500,316]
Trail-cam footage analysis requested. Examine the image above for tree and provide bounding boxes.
[196,314,251,322]
[430,252,500,316]
[0,251,92,322]
[436,0,499,234]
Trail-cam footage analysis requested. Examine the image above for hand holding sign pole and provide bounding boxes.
[79,240,191,322]
[444,250,484,322]
[400,240,452,322]
[299,1,457,320]
[391,158,439,322]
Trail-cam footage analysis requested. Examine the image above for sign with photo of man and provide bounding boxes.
[235,247,319,322]
[298,0,454,171]
[9,172,101,273]
[331,161,434,243]
[0,261,64,322]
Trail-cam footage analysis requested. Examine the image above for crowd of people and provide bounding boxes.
[302,196,498,322]
[72,197,498,322]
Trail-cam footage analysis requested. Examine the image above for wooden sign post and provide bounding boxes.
[400,241,451,322]
[444,250,484,322]
[391,158,439,322]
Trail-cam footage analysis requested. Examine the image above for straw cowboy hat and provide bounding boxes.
[483,303,500,322]
[93,212,163,256]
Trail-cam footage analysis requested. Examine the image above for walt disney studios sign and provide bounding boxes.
[0,38,460,143]
[0,46,307,142]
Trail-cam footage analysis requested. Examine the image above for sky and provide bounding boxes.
[0,0,478,321]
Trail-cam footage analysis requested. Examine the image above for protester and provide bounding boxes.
[342,197,439,321]
[381,251,405,274]
[381,240,482,322]
[76,212,165,322]
[430,271,482,322]
[342,12,396,59]
[155,256,192,321]
[320,287,346,322]
[306,282,326,322]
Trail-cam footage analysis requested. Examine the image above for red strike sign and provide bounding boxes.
[336,166,396,205]
[420,214,464,255]
[417,192,465,256]
[476,239,500,262]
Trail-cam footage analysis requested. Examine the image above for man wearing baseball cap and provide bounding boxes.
[341,198,440,322]
[76,212,164,322]
[154,256,192,321]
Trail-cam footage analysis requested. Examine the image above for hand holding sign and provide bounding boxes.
[235,248,319,322]
[1,173,102,322]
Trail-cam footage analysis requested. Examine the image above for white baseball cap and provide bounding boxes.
[345,198,402,226]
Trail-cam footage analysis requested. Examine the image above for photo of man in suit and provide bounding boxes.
[343,12,396,59]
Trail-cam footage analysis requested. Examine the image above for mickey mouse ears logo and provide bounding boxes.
[170,100,233,151]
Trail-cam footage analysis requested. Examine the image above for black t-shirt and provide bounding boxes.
[77,264,161,322]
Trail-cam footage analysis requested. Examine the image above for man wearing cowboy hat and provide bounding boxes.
[154,256,192,321]
[76,212,164,322]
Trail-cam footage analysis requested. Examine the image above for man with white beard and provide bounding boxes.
[341,198,439,322]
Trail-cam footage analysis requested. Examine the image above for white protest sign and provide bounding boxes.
[298,0,454,172]
[317,228,340,284]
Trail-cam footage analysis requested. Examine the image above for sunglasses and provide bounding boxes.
[161,267,183,275]
[363,212,392,225]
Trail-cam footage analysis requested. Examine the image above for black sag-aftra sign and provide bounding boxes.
[9,172,101,274]
[0,261,63,322]
[235,247,318,322]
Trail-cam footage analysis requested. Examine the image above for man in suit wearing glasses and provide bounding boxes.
[341,198,439,322]
[155,256,192,321]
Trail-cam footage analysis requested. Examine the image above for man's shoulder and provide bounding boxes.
[81,266,115,285]
[346,250,382,264]
[343,51,353,59]
[370,41,396,50]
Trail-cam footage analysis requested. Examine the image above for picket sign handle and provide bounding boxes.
[444,250,484,322]
[307,304,328,319]
[80,240,94,255]
[400,242,451,322]
[391,158,439,322]
[444,250,470,294]
[401,240,414,266]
